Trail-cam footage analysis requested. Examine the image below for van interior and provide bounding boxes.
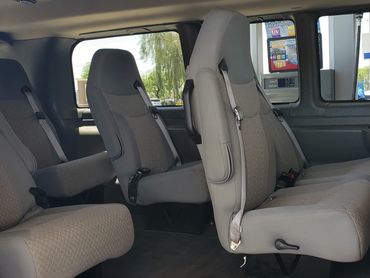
[2,1,370,278]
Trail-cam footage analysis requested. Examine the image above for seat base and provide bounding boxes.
[298,157,370,185]
[145,202,212,234]
[237,180,370,262]
[0,204,134,278]
[135,161,210,205]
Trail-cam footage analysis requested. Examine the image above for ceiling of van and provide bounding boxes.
[1,0,369,39]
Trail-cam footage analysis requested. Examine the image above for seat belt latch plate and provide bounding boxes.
[230,240,241,251]
[233,106,243,130]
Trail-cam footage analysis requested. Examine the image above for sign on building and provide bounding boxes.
[362,33,370,59]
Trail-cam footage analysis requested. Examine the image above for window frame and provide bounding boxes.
[249,17,301,105]
[315,6,370,103]
[70,27,187,108]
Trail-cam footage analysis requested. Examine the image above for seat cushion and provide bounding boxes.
[298,157,370,185]
[0,204,134,278]
[238,180,370,262]
[137,161,210,205]
[34,151,115,198]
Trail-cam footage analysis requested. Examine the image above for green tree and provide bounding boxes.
[139,32,185,102]
[358,66,370,90]
[142,71,161,99]
[81,62,91,79]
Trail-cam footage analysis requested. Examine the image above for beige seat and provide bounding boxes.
[0,59,115,198]
[0,125,134,278]
[185,9,370,262]
[87,49,209,205]
[260,96,370,185]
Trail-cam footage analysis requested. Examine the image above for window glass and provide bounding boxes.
[72,31,185,107]
[250,20,300,103]
[318,13,370,101]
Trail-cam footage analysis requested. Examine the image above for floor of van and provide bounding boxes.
[101,219,332,278]
[101,219,370,278]
[100,187,370,278]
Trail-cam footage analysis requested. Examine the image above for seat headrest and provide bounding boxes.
[187,9,254,85]
[88,49,144,96]
[0,59,32,100]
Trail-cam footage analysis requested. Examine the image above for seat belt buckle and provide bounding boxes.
[277,168,300,189]
[273,108,283,119]
[148,106,159,119]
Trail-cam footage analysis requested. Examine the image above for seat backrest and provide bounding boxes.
[186,9,279,248]
[0,111,37,174]
[0,126,37,232]
[259,95,304,175]
[87,49,175,191]
[0,59,62,169]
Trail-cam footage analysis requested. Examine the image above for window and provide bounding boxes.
[72,31,185,107]
[318,13,370,101]
[250,20,300,103]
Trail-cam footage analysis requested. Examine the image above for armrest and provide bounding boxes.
[33,152,115,198]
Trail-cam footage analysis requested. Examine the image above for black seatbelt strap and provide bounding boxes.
[29,187,50,209]
[128,168,151,203]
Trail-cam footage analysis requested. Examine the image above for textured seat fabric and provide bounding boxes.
[1,204,134,278]
[186,8,370,262]
[0,59,116,197]
[259,90,370,184]
[34,151,115,198]
[244,180,370,262]
[0,128,134,278]
[87,49,209,205]
[138,162,209,205]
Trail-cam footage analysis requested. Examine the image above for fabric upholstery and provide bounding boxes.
[1,204,134,278]
[0,59,32,101]
[0,128,134,278]
[0,133,36,232]
[104,93,174,174]
[259,95,304,175]
[0,59,62,168]
[137,161,209,205]
[242,180,370,262]
[298,157,370,185]
[0,58,116,197]
[0,111,37,173]
[34,152,115,198]
[186,8,370,262]
[87,49,210,205]
[187,8,277,248]
[0,99,61,169]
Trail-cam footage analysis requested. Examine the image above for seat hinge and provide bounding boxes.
[128,168,151,203]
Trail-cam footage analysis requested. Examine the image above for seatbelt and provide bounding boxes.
[21,86,68,163]
[219,60,246,251]
[255,81,308,167]
[134,81,181,166]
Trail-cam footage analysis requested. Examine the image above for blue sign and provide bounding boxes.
[364,53,370,59]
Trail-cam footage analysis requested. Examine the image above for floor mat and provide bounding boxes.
[102,225,332,278]
[102,226,247,278]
